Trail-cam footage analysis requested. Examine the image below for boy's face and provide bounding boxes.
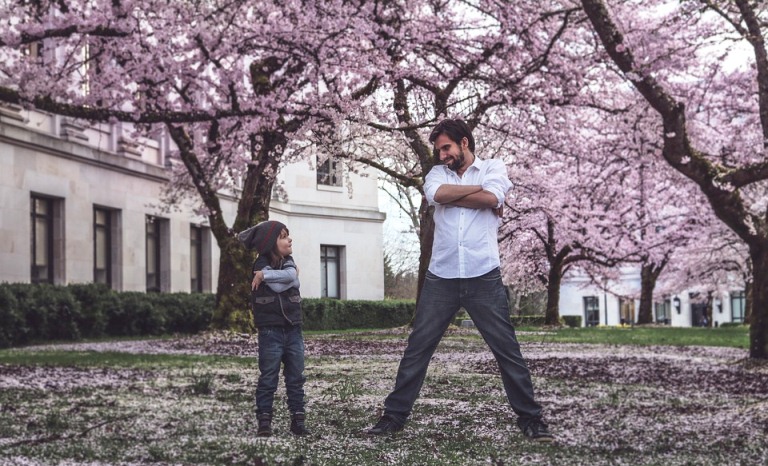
[276,229,292,257]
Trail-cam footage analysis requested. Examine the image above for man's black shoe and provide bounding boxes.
[518,417,554,443]
[366,415,405,435]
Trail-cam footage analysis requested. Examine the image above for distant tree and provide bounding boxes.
[581,0,768,358]
[384,254,418,300]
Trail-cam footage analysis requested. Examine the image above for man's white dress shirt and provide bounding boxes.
[424,157,512,279]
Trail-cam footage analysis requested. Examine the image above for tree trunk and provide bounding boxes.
[638,264,655,324]
[749,245,768,359]
[638,261,665,324]
[211,236,255,331]
[169,122,283,332]
[745,279,754,325]
[415,198,435,303]
[545,260,563,326]
[208,135,278,331]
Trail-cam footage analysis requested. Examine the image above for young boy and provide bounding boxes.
[238,220,309,437]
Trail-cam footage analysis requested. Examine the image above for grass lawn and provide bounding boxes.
[0,326,765,465]
[513,325,751,348]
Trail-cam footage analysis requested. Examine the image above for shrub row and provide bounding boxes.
[562,316,582,328]
[0,283,417,348]
[510,315,568,327]
[0,283,215,348]
[302,298,414,331]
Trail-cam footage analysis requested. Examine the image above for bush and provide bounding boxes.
[562,315,582,328]
[0,283,418,347]
[0,286,22,347]
[145,292,215,334]
[67,283,118,338]
[719,322,747,328]
[302,299,414,331]
[1,283,81,344]
[113,292,165,336]
[510,315,566,327]
[510,315,547,327]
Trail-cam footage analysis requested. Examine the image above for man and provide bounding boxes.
[366,119,553,442]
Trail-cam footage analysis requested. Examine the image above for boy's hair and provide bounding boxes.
[265,228,289,269]
[428,118,475,153]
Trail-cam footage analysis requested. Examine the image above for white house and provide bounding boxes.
[0,103,385,299]
[558,266,746,327]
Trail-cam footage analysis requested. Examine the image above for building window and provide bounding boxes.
[317,156,342,187]
[93,208,112,286]
[619,298,635,325]
[83,40,104,98]
[31,196,54,283]
[190,226,203,293]
[689,292,708,327]
[654,299,671,325]
[583,296,599,327]
[321,245,342,298]
[22,41,44,59]
[731,291,745,324]
[146,216,162,292]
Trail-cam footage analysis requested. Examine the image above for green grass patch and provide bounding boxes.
[514,325,750,348]
[0,350,255,368]
[0,330,763,466]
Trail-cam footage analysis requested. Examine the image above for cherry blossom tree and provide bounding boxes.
[0,0,381,330]
[325,0,584,300]
[659,208,751,325]
[580,0,768,358]
[498,102,667,325]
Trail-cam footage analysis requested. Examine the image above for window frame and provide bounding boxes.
[146,216,162,292]
[320,245,342,299]
[30,196,54,284]
[190,225,204,293]
[618,297,635,325]
[654,298,671,325]
[730,290,745,324]
[317,156,343,187]
[583,296,600,327]
[93,207,112,286]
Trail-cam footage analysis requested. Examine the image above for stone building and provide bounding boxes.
[0,103,385,299]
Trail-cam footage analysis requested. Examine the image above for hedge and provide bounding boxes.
[0,283,216,348]
[0,283,416,348]
[510,315,566,327]
[562,315,582,328]
[302,298,414,331]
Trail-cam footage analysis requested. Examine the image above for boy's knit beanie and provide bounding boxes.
[237,220,286,254]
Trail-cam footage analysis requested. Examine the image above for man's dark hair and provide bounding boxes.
[428,118,475,153]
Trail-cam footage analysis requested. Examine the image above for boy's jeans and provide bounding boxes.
[256,325,306,414]
[383,268,542,422]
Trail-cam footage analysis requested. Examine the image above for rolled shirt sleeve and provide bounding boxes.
[481,159,513,207]
[424,165,449,206]
[261,259,300,293]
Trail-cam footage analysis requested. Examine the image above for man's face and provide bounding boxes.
[433,134,467,172]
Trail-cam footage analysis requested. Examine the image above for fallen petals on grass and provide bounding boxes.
[1,330,766,466]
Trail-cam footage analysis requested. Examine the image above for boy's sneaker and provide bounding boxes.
[290,412,310,436]
[518,417,554,443]
[366,414,405,435]
[257,413,273,437]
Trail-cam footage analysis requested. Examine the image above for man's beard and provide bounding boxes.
[446,149,465,172]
